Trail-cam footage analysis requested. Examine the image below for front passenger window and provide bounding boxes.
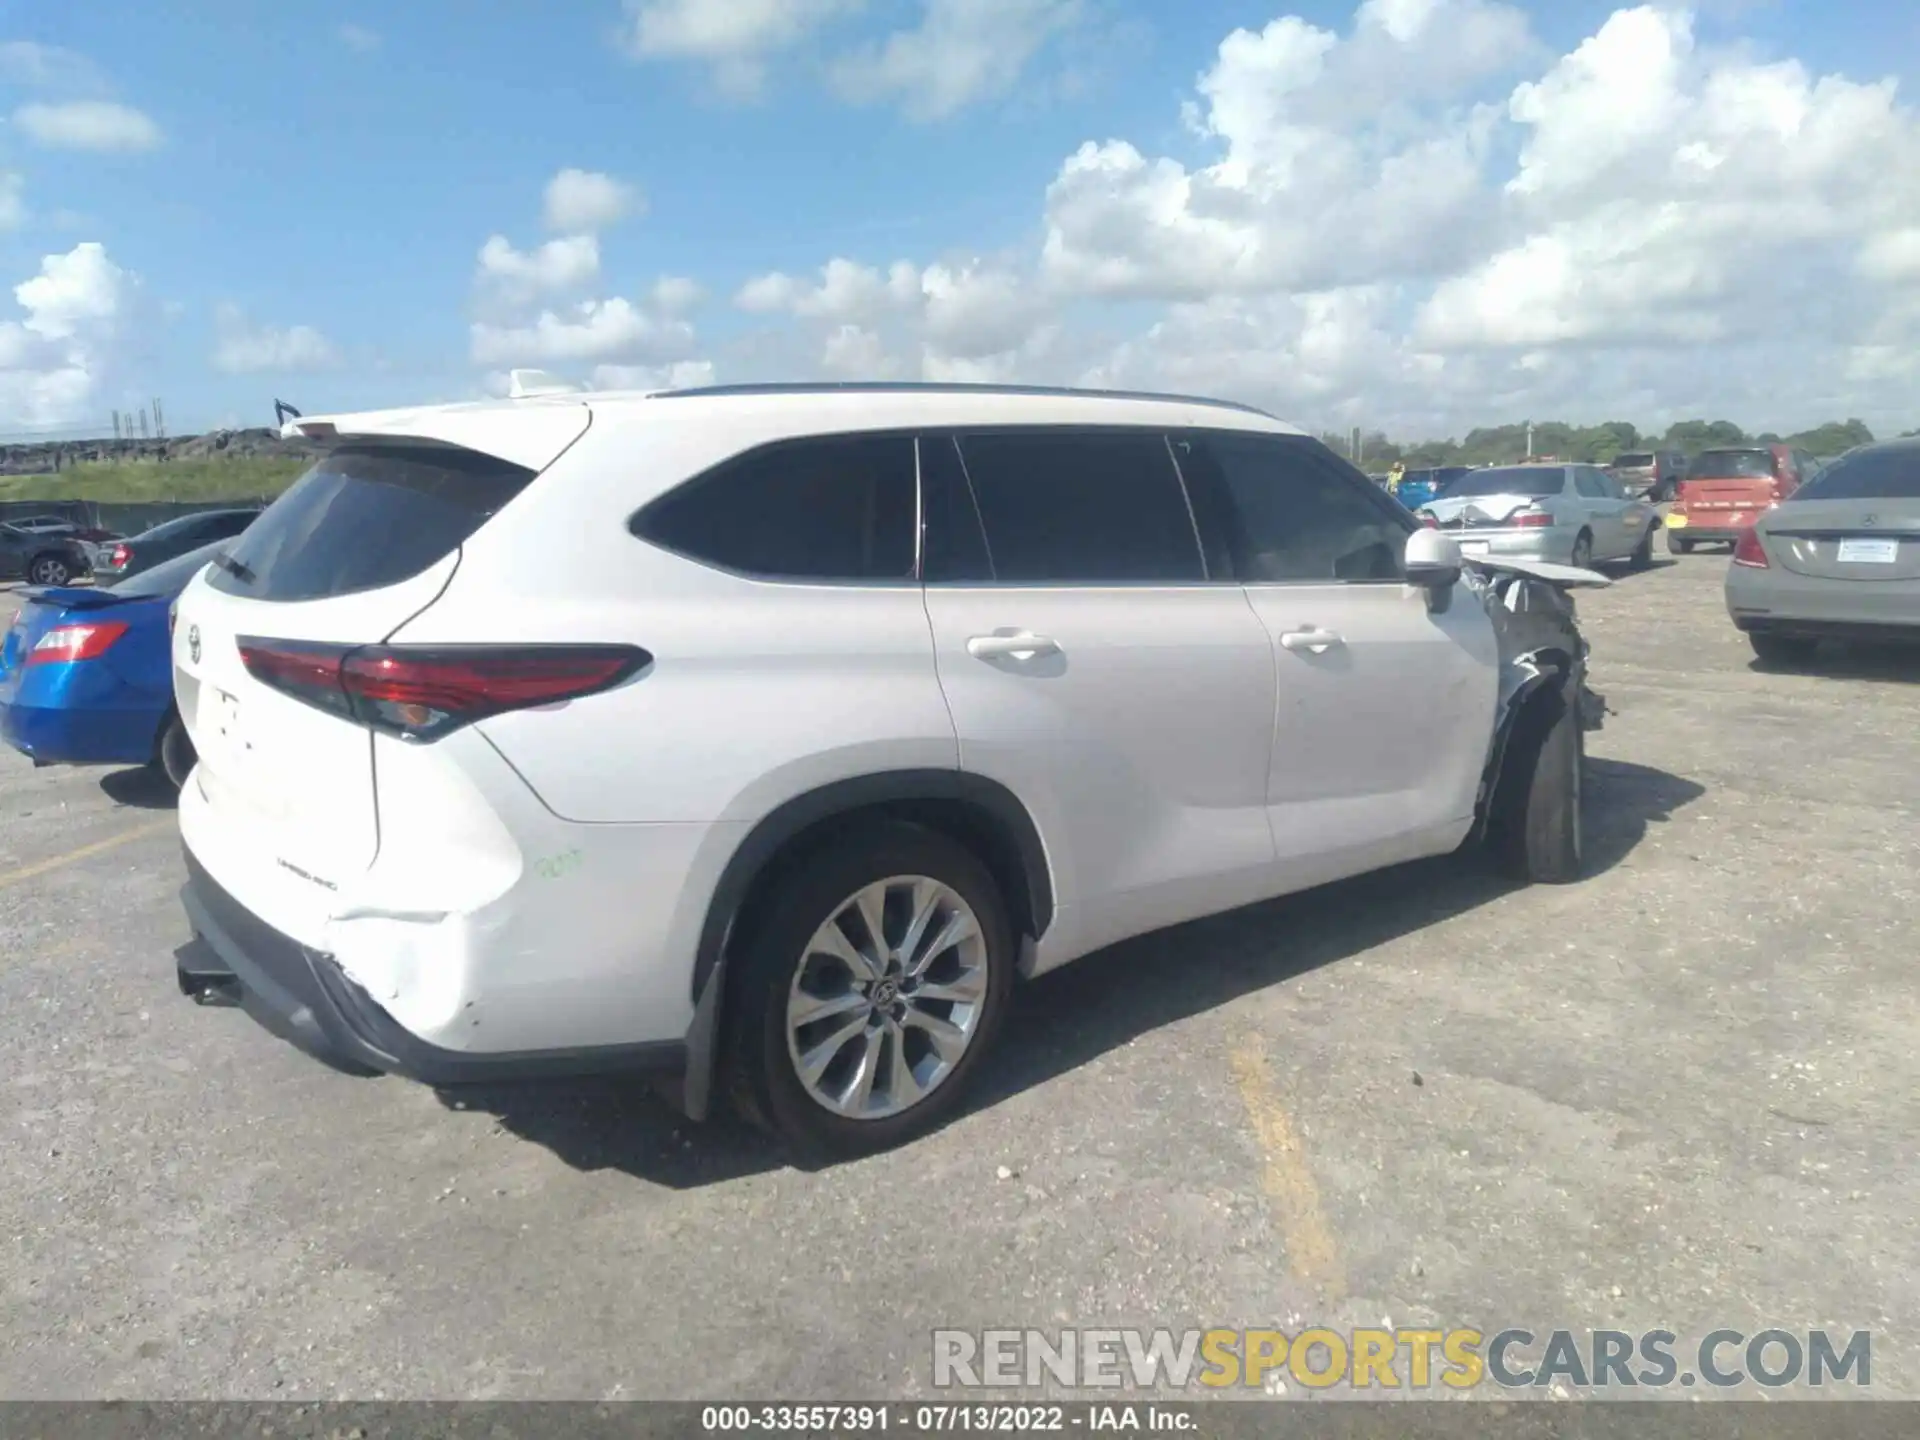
[1181,433,1411,583]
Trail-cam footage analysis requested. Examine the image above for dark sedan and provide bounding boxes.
[91,508,262,584]
[0,521,93,587]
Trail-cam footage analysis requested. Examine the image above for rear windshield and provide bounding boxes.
[1440,467,1566,499]
[206,442,536,602]
[1611,453,1655,468]
[1792,447,1920,502]
[107,540,227,597]
[1688,449,1773,479]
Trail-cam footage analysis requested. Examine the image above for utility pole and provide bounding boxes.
[138,407,150,440]
[111,411,121,441]
[1526,420,1535,460]
[153,398,165,439]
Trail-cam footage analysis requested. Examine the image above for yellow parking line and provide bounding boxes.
[1230,1032,1348,1302]
[0,818,175,891]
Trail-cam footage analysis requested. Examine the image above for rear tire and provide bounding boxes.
[155,710,196,789]
[1629,523,1656,570]
[728,821,1015,1164]
[1486,686,1583,885]
[1569,530,1594,570]
[1748,632,1819,668]
[27,553,72,587]
[1666,532,1693,555]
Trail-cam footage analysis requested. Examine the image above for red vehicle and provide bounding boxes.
[1665,444,1821,554]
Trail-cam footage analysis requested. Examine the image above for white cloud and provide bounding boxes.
[590,359,717,390]
[0,41,104,93]
[543,168,641,232]
[474,233,601,305]
[620,0,861,98]
[211,304,342,374]
[338,23,381,52]
[651,275,705,314]
[832,0,1084,120]
[0,242,134,428]
[469,297,697,365]
[726,0,1920,436]
[14,99,162,152]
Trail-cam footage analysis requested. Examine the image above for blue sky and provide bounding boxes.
[2,0,1918,440]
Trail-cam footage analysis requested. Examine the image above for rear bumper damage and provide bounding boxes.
[176,846,687,1087]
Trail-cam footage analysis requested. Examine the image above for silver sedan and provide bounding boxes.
[1415,463,1662,571]
[1725,439,1920,666]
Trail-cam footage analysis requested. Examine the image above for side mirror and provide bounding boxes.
[1404,528,1462,611]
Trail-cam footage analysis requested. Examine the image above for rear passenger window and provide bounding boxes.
[951,430,1204,584]
[208,443,538,603]
[1574,470,1607,498]
[634,434,917,582]
[1179,433,1410,583]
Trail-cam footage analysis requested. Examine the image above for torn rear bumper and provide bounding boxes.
[176,847,686,1087]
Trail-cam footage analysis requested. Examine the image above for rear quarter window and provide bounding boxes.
[206,442,537,602]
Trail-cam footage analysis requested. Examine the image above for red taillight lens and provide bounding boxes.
[27,620,129,666]
[109,544,129,566]
[236,640,651,741]
[1419,511,1439,529]
[1732,526,1770,568]
[1512,510,1553,528]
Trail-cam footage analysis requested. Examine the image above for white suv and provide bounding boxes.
[170,382,1602,1159]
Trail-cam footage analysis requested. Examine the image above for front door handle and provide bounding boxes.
[1279,628,1344,654]
[967,631,1060,661]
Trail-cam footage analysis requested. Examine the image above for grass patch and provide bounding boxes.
[0,456,310,502]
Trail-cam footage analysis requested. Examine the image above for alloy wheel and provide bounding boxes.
[784,875,990,1121]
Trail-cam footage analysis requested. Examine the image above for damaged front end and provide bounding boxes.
[1462,556,1609,845]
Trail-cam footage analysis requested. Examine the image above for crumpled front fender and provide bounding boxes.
[1464,562,1607,843]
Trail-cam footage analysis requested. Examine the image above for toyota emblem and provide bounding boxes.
[187,625,201,664]
[1862,514,1879,528]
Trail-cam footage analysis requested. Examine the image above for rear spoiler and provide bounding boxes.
[19,584,139,611]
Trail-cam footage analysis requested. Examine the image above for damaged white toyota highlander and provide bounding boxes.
[170,381,1606,1160]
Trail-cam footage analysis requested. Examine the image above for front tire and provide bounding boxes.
[27,553,72,587]
[1749,632,1819,667]
[729,821,1015,1163]
[1486,686,1583,885]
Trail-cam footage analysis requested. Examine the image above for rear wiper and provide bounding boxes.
[211,552,256,585]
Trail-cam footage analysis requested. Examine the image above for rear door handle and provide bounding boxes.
[1280,628,1344,654]
[967,631,1060,660]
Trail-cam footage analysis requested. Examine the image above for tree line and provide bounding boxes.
[1325,418,1905,470]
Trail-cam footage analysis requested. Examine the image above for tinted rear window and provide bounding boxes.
[1612,453,1654,468]
[1793,447,1920,501]
[1442,467,1567,499]
[1688,449,1773,479]
[632,433,917,581]
[206,443,536,602]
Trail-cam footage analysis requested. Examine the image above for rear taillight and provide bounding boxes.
[1418,511,1439,528]
[109,544,130,566]
[236,640,651,742]
[27,620,129,666]
[1512,509,1553,528]
[1732,526,1770,569]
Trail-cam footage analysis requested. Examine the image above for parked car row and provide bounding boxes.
[0,506,263,588]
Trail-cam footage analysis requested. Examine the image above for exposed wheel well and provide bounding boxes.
[721,795,1045,995]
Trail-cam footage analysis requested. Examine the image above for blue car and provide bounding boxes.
[0,540,224,787]
[1391,466,1474,509]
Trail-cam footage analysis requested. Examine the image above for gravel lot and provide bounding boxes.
[2,556,1916,1401]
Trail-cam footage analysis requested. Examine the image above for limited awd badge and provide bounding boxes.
[187,624,201,664]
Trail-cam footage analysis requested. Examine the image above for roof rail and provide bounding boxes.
[645,380,1278,419]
